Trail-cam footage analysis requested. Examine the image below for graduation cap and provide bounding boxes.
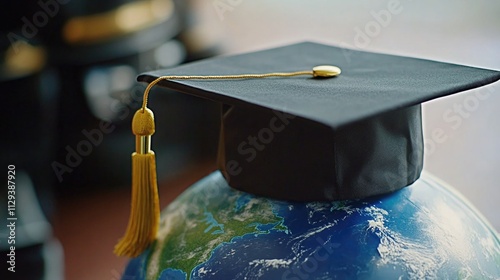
[114,42,500,257]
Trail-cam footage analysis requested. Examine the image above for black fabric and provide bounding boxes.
[217,104,422,201]
[137,42,500,201]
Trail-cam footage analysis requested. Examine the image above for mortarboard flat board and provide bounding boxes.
[138,42,500,202]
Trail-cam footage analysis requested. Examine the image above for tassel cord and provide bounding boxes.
[141,71,313,112]
[115,65,339,258]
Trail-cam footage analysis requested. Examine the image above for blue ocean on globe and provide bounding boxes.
[123,171,500,280]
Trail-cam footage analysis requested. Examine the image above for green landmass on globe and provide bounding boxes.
[146,177,289,279]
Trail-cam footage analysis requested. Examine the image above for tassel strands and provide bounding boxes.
[114,108,160,257]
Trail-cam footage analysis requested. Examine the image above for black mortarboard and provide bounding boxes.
[115,41,500,257]
[138,41,500,202]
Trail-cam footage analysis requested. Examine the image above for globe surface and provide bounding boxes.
[123,171,500,280]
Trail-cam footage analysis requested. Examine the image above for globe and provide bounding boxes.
[122,171,500,280]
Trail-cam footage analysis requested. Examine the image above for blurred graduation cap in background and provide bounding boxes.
[114,42,500,257]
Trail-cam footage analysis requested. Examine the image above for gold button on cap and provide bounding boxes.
[312,65,341,78]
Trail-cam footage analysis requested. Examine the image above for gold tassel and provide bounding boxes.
[113,65,340,258]
[114,108,160,257]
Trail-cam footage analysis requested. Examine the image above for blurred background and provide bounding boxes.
[0,0,499,279]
